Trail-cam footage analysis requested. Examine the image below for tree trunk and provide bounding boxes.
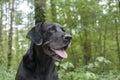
[50,0,57,22]
[98,31,102,53]
[34,0,46,24]
[118,1,120,13]
[103,26,107,57]
[7,0,15,70]
[0,0,3,63]
[115,18,120,69]
[83,30,91,65]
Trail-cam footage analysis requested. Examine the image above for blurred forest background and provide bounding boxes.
[0,0,120,80]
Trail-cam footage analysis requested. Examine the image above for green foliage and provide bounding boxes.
[0,67,16,80]
[85,56,112,73]
[0,0,120,80]
[58,62,120,80]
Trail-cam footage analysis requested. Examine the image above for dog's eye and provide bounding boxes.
[48,28,56,32]
[61,28,65,32]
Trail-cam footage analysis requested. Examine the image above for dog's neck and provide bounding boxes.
[31,43,57,80]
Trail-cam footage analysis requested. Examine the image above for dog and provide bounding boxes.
[15,22,72,80]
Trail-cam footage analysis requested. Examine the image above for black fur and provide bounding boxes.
[15,22,72,80]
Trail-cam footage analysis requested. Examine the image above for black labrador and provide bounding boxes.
[15,22,72,80]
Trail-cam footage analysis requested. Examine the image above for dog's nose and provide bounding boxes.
[63,34,72,41]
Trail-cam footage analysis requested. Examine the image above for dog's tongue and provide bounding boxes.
[52,49,67,58]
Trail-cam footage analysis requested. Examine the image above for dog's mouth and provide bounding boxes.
[51,46,68,61]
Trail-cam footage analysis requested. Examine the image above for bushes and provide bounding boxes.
[58,61,120,80]
[0,59,120,80]
[0,67,119,80]
[59,68,120,80]
[0,68,16,80]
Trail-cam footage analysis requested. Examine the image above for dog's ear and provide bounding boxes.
[26,23,44,45]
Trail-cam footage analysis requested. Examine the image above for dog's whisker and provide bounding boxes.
[68,42,71,48]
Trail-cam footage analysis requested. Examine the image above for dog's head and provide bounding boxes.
[27,22,72,60]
